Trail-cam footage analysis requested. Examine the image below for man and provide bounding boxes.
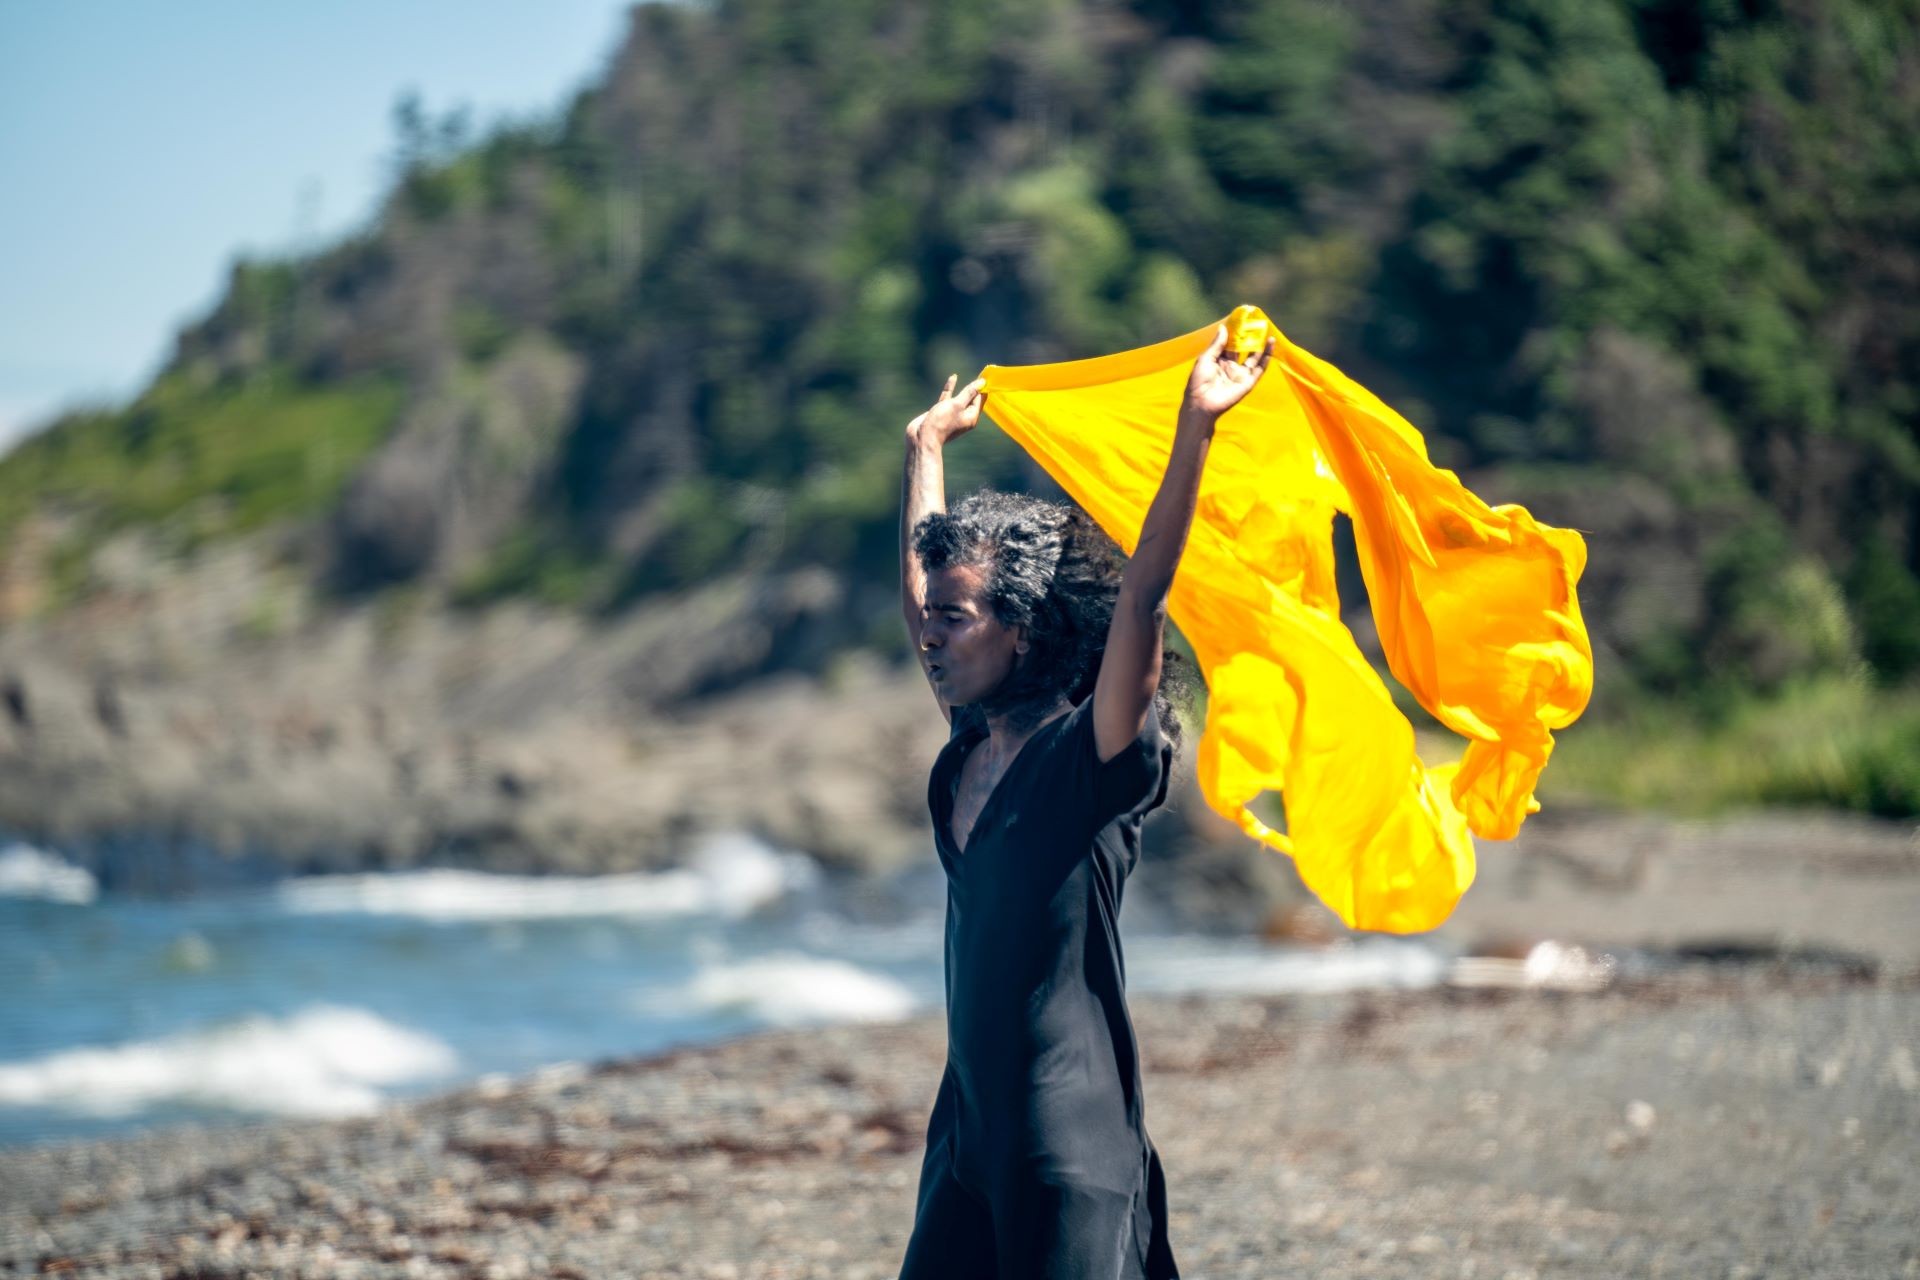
[896,326,1274,1278]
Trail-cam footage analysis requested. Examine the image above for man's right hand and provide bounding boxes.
[908,374,986,447]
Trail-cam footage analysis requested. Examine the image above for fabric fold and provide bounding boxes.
[978,305,1592,933]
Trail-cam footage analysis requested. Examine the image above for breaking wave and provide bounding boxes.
[1130,937,1446,995]
[0,842,97,905]
[0,1006,458,1119]
[638,952,922,1027]
[276,831,816,922]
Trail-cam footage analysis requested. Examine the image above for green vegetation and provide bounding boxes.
[0,369,401,559]
[1543,676,1920,818]
[451,525,613,610]
[0,0,1914,815]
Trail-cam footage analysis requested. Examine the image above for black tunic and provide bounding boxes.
[898,695,1180,1279]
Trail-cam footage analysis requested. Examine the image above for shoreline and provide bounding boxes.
[6,791,1916,1275]
[5,960,1915,1279]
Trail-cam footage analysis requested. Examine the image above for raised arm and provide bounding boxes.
[1091,326,1274,761]
[901,375,986,717]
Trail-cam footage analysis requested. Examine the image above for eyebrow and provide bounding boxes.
[923,597,971,613]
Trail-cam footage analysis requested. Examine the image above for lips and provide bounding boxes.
[927,662,945,681]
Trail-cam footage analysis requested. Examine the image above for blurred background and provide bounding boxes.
[1,0,1916,1150]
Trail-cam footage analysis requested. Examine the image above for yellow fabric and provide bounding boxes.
[978,305,1592,933]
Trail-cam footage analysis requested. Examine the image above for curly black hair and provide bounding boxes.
[912,489,1198,754]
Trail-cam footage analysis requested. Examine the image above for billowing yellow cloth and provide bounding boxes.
[979,305,1592,933]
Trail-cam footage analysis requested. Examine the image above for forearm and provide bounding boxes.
[900,427,947,624]
[1122,408,1216,613]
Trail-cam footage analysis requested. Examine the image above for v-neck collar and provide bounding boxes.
[941,704,1073,858]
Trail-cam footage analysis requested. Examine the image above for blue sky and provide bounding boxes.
[0,1,635,452]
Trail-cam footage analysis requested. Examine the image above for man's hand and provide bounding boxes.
[1181,326,1275,423]
[908,374,987,447]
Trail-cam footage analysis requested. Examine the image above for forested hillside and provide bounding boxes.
[4,0,1916,718]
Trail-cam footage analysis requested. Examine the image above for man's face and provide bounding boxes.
[919,563,1022,706]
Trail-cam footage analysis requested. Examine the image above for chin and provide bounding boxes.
[950,683,994,708]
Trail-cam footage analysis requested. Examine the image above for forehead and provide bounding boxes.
[925,563,988,610]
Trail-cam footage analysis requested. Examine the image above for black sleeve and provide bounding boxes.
[1069,696,1173,827]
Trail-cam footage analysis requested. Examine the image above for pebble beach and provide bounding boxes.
[5,955,1915,1279]
[7,805,1919,1277]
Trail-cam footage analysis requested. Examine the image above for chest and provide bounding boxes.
[948,742,1013,856]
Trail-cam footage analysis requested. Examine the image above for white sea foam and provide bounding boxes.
[0,842,97,905]
[638,952,922,1027]
[1130,937,1446,996]
[276,831,817,922]
[793,906,945,964]
[0,1006,458,1119]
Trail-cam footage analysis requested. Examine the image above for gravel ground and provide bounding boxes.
[4,958,1915,1279]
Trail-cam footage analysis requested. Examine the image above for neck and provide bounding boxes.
[971,647,1072,744]
[979,691,1071,744]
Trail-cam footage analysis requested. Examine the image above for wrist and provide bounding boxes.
[1176,406,1219,434]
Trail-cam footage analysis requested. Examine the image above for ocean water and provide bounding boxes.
[0,836,1444,1149]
